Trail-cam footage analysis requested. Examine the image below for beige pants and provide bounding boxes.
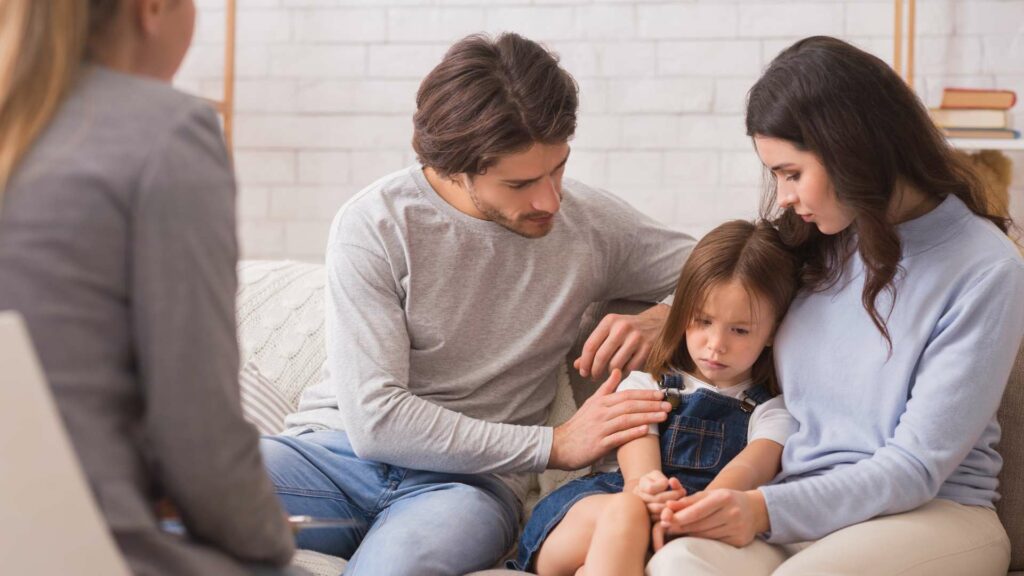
[646,499,1010,576]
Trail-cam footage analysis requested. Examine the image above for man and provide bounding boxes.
[261,32,695,574]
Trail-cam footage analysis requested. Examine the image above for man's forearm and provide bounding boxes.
[340,387,552,475]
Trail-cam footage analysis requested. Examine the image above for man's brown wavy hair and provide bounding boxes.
[412,32,578,179]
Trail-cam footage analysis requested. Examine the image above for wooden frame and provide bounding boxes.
[209,0,236,151]
[893,0,916,90]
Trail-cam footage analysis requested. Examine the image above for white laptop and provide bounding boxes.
[0,311,131,576]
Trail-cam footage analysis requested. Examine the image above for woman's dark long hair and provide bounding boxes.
[746,36,1012,347]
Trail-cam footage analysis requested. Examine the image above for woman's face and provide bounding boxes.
[753,135,855,235]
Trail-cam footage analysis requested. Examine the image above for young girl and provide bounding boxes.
[647,36,1024,576]
[509,219,801,576]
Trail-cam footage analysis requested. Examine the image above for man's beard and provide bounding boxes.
[465,182,559,239]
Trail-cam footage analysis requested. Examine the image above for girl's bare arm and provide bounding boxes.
[705,439,783,491]
[617,435,661,489]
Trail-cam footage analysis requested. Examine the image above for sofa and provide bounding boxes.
[236,260,1024,576]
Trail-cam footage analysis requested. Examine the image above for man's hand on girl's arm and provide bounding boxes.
[548,369,672,470]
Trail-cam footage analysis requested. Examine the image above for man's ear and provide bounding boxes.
[450,173,469,189]
[134,0,165,36]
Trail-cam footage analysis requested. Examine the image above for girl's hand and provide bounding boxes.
[657,488,769,548]
[651,521,669,551]
[630,471,686,521]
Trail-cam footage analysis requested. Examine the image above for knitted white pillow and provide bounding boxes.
[236,261,327,408]
[239,360,294,435]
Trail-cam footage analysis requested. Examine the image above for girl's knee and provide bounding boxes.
[599,492,649,527]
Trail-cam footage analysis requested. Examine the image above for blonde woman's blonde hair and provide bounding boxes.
[0,0,120,203]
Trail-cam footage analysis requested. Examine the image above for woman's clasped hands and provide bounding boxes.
[631,472,770,551]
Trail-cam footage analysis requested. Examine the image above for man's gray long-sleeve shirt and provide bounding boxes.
[285,166,694,502]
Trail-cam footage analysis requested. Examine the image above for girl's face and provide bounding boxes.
[753,135,855,235]
[685,280,775,388]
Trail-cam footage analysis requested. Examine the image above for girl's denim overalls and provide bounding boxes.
[508,373,773,571]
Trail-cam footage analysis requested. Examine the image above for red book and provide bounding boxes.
[940,88,1016,110]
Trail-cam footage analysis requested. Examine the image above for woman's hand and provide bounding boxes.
[628,470,686,521]
[656,488,769,548]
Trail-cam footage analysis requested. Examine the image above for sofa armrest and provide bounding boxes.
[997,341,1024,572]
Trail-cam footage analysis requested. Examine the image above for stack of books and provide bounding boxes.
[928,88,1019,140]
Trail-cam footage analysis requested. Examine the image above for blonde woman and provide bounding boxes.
[0,1,299,574]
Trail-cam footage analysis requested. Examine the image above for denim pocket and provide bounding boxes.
[660,414,725,470]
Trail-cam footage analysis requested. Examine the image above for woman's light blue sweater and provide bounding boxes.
[762,194,1024,543]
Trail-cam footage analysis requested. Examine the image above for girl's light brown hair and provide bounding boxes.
[0,0,120,203]
[645,220,801,396]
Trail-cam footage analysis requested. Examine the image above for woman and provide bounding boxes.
[646,36,1024,575]
[0,1,296,574]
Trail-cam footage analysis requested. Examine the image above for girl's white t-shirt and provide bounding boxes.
[592,370,798,473]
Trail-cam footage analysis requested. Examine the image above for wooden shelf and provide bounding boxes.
[894,2,1022,155]
[948,138,1024,151]
[205,0,235,151]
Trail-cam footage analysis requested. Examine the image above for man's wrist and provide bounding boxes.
[642,302,671,319]
[545,425,561,470]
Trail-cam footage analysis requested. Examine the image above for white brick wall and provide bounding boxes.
[178,0,1024,260]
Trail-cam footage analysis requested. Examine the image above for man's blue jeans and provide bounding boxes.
[260,430,521,576]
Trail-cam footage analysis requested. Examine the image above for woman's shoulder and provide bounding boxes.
[62,66,224,168]
[7,67,233,227]
[905,195,1022,281]
[958,207,1022,260]
[10,67,224,205]
[914,203,1024,315]
[84,66,213,125]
